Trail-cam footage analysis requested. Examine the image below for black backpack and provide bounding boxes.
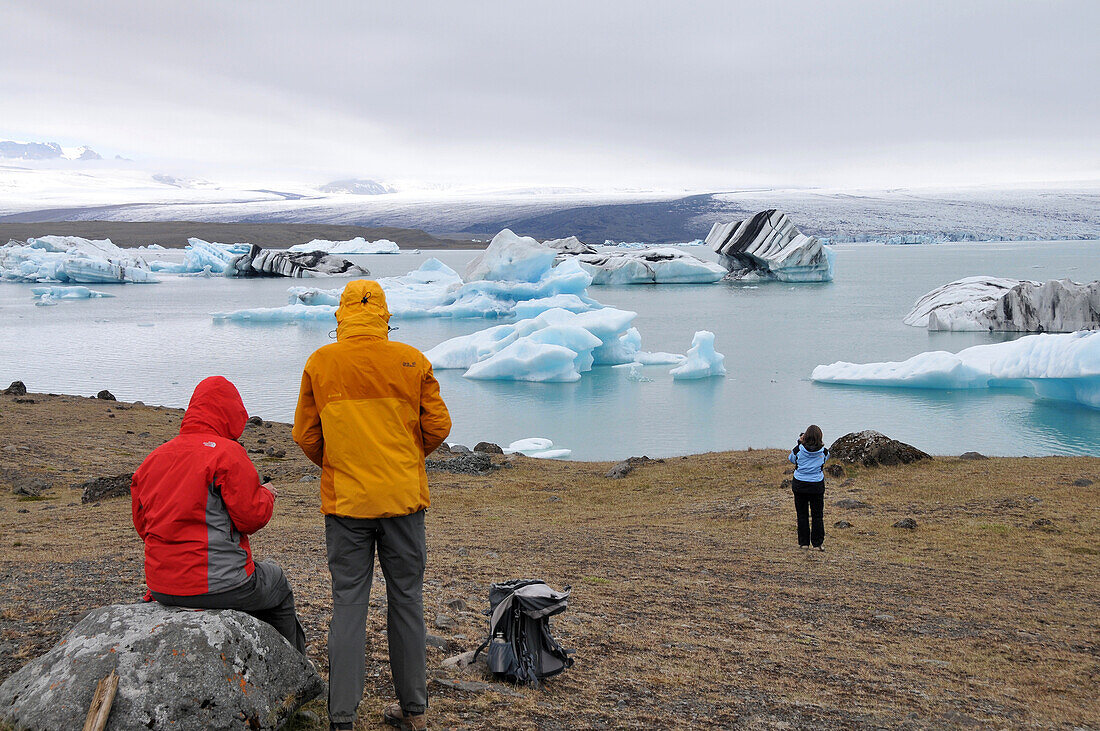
[472,579,574,687]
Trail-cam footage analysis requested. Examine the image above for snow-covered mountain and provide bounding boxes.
[319,178,394,195]
[0,140,102,161]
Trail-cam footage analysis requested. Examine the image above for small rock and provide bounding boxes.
[834,498,872,510]
[248,448,265,454]
[473,442,504,454]
[959,451,989,460]
[138,432,151,438]
[605,456,651,479]
[450,444,471,455]
[78,474,133,503]
[133,401,145,407]
[274,449,286,458]
[892,517,918,530]
[446,598,467,613]
[485,551,499,559]
[426,453,495,475]
[830,430,931,467]
[1028,518,1059,532]
[779,478,791,490]
[825,463,846,478]
[425,634,450,652]
[441,650,478,669]
[833,520,853,529]
[2,381,27,396]
[873,613,895,622]
[456,547,469,557]
[434,614,455,630]
[12,477,49,497]
[96,389,116,401]
[295,710,321,725]
[13,398,34,404]
[16,508,29,514]
[247,415,264,426]
[265,447,276,456]
[257,438,267,445]
[433,677,490,693]
[299,474,318,482]
[548,495,561,503]
[1072,478,1094,487]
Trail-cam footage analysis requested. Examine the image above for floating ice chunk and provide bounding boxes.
[625,363,653,382]
[905,276,1100,332]
[1,238,156,284]
[212,303,337,322]
[35,294,59,306]
[505,437,554,453]
[503,437,571,458]
[528,448,572,459]
[811,330,1100,409]
[465,340,584,382]
[670,331,727,379]
[574,248,726,284]
[707,210,834,282]
[31,285,114,300]
[592,327,642,365]
[287,237,400,254]
[634,351,686,365]
[512,293,602,319]
[425,306,639,381]
[465,229,558,283]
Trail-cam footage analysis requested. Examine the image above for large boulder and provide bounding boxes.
[0,603,322,730]
[706,210,834,283]
[829,430,931,467]
[78,474,133,503]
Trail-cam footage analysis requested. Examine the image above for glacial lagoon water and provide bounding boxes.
[1,241,1098,459]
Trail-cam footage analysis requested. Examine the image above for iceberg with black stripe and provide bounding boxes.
[706,209,834,282]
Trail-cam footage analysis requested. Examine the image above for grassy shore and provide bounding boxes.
[1,392,1097,729]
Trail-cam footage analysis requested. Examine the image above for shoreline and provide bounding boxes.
[1,391,1098,728]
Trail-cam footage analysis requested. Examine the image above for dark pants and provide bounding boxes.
[151,560,307,654]
[793,487,825,548]
[325,510,427,724]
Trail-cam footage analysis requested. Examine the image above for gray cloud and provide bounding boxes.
[2,0,1097,188]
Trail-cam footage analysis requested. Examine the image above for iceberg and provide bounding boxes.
[572,248,726,284]
[504,437,571,459]
[464,229,559,283]
[425,306,641,381]
[706,210,834,282]
[151,238,367,278]
[669,331,727,379]
[1,237,157,284]
[30,285,114,300]
[213,303,337,323]
[905,276,1100,332]
[287,237,401,254]
[811,330,1100,409]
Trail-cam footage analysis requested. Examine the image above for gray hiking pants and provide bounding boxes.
[325,510,427,723]
[151,560,307,654]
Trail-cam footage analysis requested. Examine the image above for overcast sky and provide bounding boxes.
[3,0,1098,190]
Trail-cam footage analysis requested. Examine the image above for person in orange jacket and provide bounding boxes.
[293,279,451,731]
[132,376,306,653]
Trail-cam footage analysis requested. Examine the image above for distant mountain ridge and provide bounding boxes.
[319,178,394,195]
[0,141,101,161]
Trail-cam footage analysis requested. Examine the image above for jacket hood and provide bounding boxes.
[336,279,391,341]
[180,376,249,440]
[799,444,826,454]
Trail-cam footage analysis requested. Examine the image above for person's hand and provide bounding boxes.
[798,432,804,444]
[262,482,278,499]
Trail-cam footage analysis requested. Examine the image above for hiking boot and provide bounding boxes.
[329,723,353,731]
[383,703,427,730]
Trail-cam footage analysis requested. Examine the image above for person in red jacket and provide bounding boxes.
[131,376,306,653]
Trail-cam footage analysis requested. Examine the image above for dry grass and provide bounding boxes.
[1,393,1098,729]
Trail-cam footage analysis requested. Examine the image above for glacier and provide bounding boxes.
[905,276,1100,332]
[1,236,157,284]
[811,331,1100,409]
[669,331,727,380]
[706,210,835,282]
[287,237,401,255]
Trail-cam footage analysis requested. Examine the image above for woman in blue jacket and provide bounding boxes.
[789,424,828,550]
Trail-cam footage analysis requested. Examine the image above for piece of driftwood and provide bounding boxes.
[82,670,119,731]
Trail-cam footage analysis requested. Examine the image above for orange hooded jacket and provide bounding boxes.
[292,280,451,519]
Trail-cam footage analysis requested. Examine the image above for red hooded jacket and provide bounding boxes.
[131,377,273,596]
